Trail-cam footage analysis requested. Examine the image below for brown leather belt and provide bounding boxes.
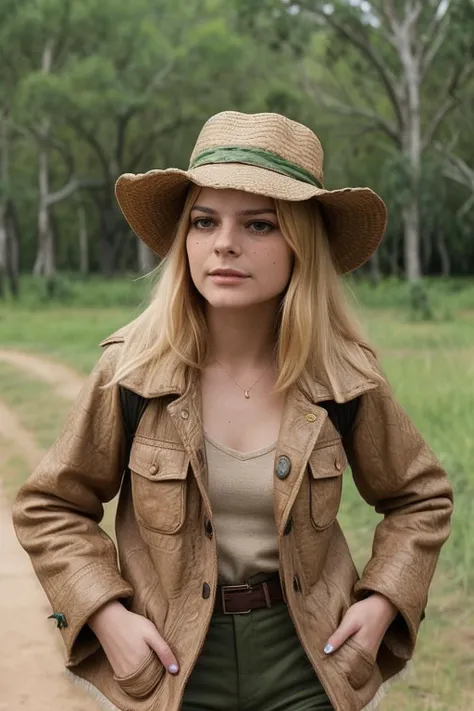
[214,575,285,615]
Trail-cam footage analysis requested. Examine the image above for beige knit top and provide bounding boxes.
[204,433,280,585]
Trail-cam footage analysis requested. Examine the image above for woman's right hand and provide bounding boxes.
[88,600,179,678]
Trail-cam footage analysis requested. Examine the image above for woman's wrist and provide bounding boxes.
[368,592,398,624]
[88,600,126,634]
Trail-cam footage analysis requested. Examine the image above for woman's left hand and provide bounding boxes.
[324,593,398,658]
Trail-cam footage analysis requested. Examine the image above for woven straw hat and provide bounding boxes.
[115,111,387,273]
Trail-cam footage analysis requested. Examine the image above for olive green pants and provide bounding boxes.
[181,576,333,711]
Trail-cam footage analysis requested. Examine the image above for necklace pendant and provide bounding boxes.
[244,390,250,399]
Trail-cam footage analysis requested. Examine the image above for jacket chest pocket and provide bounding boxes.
[308,440,347,531]
[129,438,189,535]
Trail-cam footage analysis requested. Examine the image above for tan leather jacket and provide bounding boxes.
[12,329,453,711]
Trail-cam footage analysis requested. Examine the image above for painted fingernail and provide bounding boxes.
[324,644,334,655]
[168,664,179,674]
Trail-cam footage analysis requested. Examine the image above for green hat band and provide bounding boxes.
[189,146,322,189]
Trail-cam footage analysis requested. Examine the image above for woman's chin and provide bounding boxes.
[205,296,256,310]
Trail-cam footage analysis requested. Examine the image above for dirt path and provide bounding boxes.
[0,349,85,400]
[0,353,97,711]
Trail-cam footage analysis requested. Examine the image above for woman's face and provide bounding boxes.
[186,188,293,311]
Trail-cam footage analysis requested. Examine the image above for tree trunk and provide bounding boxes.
[137,239,157,274]
[437,231,450,277]
[399,6,422,281]
[6,201,19,297]
[33,41,55,279]
[402,200,421,281]
[422,230,433,274]
[368,248,381,285]
[34,146,55,277]
[78,201,89,276]
[98,201,125,274]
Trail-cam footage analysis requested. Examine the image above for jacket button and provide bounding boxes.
[149,464,158,475]
[334,458,343,471]
[276,455,291,480]
[284,518,293,535]
[306,413,317,422]
[181,409,189,420]
[204,519,213,538]
[202,582,211,599]
[293,575,301,592]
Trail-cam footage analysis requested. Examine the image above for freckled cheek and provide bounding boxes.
[186,239,205,281]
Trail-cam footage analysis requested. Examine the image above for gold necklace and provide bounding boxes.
[215,359,270,399]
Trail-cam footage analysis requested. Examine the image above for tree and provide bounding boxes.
[243,0,474,280]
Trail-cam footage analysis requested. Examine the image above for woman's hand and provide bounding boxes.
[88,600,179,677]
[323,593,398,658]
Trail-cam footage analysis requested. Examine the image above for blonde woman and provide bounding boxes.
[13,111,453,711]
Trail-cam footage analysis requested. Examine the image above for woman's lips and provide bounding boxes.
[208,269,249,284]
[209,273,249,284]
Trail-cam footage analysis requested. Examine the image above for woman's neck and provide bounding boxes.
[205,302,278,370]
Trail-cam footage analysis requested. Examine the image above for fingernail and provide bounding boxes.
[324,644,334,655]
[168,664,179,674]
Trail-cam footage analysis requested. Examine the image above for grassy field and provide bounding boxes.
[1,276,473,710]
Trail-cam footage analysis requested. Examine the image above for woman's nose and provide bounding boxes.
[213,223,241,256]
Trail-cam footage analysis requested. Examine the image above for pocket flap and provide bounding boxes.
[129,439,188,481]
[113,649,165,698]
[309,440,347,480]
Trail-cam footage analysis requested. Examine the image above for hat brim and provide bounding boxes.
[115,163,387,274]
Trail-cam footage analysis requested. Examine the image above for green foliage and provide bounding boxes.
[0,0,473,278]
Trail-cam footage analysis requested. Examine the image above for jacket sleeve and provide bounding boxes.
[12,343,134,667]
[344,366,453,661]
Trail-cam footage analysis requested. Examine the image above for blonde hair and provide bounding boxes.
[109,185,381,400]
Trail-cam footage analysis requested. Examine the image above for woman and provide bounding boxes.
[13,111,453,711]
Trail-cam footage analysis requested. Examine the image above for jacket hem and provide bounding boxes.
[361,660,414,711]
[65,669,123,711]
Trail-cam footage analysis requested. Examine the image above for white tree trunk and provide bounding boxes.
[137,238,157,273]
[398,4,422,281]
[33,41,55,278]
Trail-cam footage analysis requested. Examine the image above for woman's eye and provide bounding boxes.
[193,218,214,229]
[249,221,275,234]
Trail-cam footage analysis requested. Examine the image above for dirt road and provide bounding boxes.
[0,351,98,711]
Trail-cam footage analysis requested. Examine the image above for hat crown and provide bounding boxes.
[189,111,324,187]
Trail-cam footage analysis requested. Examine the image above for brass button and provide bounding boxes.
[276,455,291,480]
[181,409,189,420]
[202,582,211,599]
[305,413,317,423]
[149,464,158,475]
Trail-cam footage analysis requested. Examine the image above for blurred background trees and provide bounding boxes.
[0,0,473,295]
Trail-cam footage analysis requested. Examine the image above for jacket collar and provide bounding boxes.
[100,329,378,404]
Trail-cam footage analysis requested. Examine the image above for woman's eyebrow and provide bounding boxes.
[191,205,277,216]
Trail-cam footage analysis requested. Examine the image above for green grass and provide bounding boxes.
[0,362,69,449]
[0,307,137,372]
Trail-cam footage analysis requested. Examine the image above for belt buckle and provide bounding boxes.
[221,583,252,615]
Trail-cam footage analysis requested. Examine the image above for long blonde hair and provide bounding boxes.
[109,185,381,399]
